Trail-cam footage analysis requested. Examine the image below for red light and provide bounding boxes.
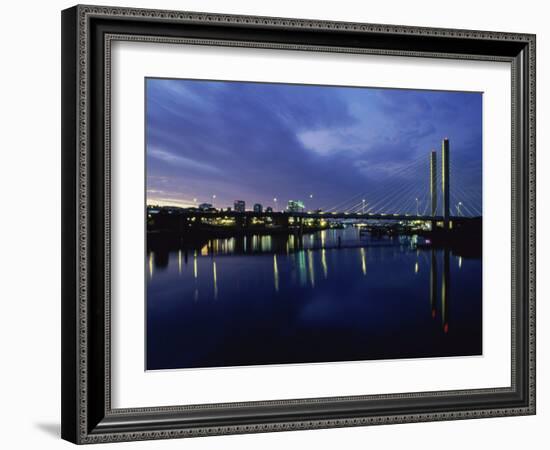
[443,323,449,333]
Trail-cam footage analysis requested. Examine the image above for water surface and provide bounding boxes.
[146,228,482,370]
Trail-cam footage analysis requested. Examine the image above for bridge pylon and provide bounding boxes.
[442,138,450,229]
[430,150,437,230]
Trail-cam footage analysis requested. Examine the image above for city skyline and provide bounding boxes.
[146,78,482,215]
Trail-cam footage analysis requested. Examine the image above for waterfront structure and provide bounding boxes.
[287,200,305,212]
[253,203,263,213]
[234,200,246,212]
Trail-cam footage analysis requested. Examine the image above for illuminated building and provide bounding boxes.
[253,203,263,213]
[234,200,245,212]
[287,200,305,212]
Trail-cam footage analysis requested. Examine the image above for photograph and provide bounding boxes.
[145,78,483,371]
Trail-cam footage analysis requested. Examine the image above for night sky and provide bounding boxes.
[146,78,482,215]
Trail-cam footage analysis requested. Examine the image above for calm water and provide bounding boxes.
[146,228,482,370]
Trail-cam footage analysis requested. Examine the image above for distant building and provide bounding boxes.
[198,202,213,210]
[253,203,263,213]
[265,206,273,213]
[161,206,183,215]
[234,200,245,212]
[287,200,305,212]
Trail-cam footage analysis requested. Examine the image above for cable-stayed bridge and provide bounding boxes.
[317,138,481,222]
[152,138,481,231]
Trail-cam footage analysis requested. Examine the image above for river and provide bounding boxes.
[146,227,482,370]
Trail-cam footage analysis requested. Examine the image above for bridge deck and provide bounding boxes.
[154,210,476,222]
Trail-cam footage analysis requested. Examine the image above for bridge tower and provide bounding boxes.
[430,150,437,217]
[441,138,450,228]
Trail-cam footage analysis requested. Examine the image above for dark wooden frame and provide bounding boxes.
[61,4,536,444]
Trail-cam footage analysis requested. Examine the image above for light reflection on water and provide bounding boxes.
[146,227,482,370]
[171,228,424,257]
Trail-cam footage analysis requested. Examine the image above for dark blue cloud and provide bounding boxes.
[146,78,482,216]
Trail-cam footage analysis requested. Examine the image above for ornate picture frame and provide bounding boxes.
[61,5,536,444]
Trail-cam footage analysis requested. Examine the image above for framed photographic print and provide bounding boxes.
[61,5,536,444]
